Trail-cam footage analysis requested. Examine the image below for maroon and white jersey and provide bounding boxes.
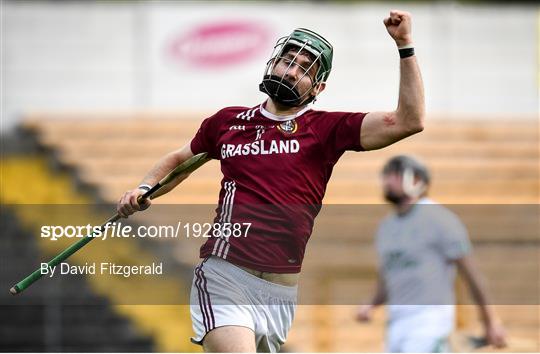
[190,103,366,272]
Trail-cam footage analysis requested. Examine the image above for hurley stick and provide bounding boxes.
[10,152,209,295]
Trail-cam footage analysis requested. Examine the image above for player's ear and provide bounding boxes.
[312,82,326,97]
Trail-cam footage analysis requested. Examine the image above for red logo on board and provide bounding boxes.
[167,22,270,68]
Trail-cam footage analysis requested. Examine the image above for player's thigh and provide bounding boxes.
[203,325,256,353]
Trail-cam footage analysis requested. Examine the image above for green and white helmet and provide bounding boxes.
[259,28,333,107]
[382,155,431,200]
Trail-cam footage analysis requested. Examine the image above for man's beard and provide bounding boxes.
[259,74,311,107]
[384,190,408,205]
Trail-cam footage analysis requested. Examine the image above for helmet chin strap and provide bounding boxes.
[402,168,426,199]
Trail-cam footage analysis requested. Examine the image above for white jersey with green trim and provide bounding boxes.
[376,198,471,320]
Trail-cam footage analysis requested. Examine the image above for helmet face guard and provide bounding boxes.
[382,155,431,199]
[259,28,333,107]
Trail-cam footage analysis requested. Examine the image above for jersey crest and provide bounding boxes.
[277,119,298,135]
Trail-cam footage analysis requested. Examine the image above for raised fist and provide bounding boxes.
[383,10,413,47]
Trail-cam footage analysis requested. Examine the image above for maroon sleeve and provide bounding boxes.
[190,111,223,160]
[311,111,367,162]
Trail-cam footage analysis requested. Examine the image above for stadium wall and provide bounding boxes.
[1,1,538,131]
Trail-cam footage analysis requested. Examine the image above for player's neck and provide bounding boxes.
[265,99,308,117]
[395,198,419,216]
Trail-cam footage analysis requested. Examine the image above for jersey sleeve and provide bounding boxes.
[190,110,223,160]
[435,212,472,260]
[311,111,367,162]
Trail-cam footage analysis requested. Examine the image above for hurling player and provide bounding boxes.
[118,10,424,353]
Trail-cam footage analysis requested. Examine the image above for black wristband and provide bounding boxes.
[399,47,415,59]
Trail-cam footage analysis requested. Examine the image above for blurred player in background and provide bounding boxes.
[118,10,425,353]
[356,155,507,352]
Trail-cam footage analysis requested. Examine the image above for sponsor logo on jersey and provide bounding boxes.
[221,139,299,159]
[277,119,298,135]
[383,250,418,271]
[255,125,265,140]
[229,125,246,131]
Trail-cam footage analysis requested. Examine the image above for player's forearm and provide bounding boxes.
[477,304,498,327]
[139,145,194,195]
[395,55,425,133]
[468,278,498,326]
[457,257,498,326]
[383,10,425,133]
[370,291,386,307]
[140,152,183,186]
[370,275,387,306]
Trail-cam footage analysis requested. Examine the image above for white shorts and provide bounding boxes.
[190,256,297,352]
[387,305,454,353]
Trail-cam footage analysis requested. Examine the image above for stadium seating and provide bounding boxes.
[22,116,538,205]
[0,200,154,352]
[1,157,199,352]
